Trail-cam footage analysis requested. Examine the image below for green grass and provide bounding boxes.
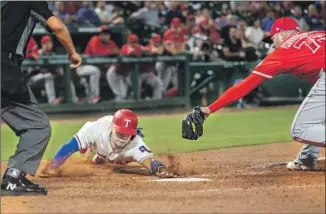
[1,108,297,161]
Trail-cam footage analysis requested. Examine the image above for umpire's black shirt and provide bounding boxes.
[1,1,53,57]
[1,1,53,104]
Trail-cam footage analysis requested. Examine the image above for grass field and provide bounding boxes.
[1,108,297,161]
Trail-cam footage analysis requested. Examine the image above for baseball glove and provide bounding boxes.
[182,106,205,140]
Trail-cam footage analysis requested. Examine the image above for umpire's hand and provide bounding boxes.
[182,106,210,140]
[69,52,82,69]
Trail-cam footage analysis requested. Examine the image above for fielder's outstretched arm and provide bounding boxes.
[206,73,265,113]
[182,73,266,140]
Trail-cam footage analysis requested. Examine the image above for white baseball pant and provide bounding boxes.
[107,65,163,100]
[29,73,56,103]
[155,62,178,92]
[291,70,325,165]
[76,65,101,98]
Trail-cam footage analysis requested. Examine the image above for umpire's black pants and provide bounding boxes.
[1,52,51,176]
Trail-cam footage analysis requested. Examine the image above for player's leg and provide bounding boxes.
[288,71,325,170]
[1,67,50,195]
[30,72,58,104]
[76,65,101,103]
[69,81,79,103]
[158,63,173,92]
[170,65,178,89]
[106,65,128,100]
[1,86,52,176]
[142,72,163,99]
[43,73,57,104]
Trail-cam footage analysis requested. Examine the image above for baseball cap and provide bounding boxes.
[128,34,139,43]
[41,35,52,44]
[99,25,111,34]
[171,17,181,28]
[262,17,300,43]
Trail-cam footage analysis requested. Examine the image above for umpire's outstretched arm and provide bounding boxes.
[29,1,82,69]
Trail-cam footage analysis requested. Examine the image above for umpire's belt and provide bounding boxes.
[2,52,24,66]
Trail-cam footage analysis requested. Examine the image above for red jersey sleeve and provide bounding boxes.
[252,48,284,79]
[120,45,130,56]
[163,30,172,42]
[26,38,40,58]
[144,44,152,51]
[208,74,265,113]
[130,45,143,57]
[110,41,118,49]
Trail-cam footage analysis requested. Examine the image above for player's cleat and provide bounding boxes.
[1,173,47,196]
[286,159,317,171]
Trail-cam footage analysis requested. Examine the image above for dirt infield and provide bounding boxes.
[1,142,325,213]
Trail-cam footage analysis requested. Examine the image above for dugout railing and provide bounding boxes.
[22,55,310,114]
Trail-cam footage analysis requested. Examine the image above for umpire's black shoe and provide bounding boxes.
[1,174,47,196]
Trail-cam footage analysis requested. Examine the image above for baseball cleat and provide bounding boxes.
[1,174,47,196]
[286,159,317,171]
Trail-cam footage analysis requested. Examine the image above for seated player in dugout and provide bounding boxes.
[40,109,175,178]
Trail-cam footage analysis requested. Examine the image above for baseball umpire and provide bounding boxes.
[1,1,82,196]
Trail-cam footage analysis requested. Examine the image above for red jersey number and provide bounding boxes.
[292,32,325,54]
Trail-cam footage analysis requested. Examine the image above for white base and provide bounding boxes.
[150,177,212,182]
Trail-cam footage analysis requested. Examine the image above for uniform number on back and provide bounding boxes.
[293,33,325,54]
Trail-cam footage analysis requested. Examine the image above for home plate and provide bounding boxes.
[150,177,212,182]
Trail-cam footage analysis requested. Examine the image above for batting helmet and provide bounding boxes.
[112,109,138,136]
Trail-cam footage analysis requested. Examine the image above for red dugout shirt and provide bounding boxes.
[84,36,118,56]
[120,44,143,57]
[163,28,186,47]
[114,44,144,76]
[25,37,39,59]
[208,31,325,113]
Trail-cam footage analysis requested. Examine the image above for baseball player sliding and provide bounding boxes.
[182,17,325,171]
[41,109,174,178]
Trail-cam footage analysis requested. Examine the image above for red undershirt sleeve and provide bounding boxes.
[208,73,266,113]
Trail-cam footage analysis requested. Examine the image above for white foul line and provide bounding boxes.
[197,184,325,193]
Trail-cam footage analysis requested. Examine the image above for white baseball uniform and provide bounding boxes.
[75,116,153,163]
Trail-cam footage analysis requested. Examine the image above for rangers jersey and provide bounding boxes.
[75,116,153,163]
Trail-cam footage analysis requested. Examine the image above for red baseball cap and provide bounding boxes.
[99,25,111,34]
[171,17,181,28]
[151,34,161,44]
[128,34,139,43]
[41,35,52,44]
[262,17,300,43]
